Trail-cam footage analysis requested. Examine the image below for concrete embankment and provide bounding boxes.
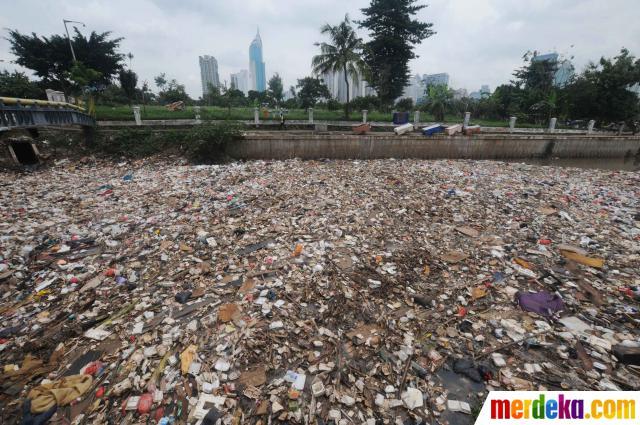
[228,132,640,160]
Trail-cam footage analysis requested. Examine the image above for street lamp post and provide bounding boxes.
[63,19,85,61]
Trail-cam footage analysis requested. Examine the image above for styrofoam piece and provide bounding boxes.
[394,123,414,135]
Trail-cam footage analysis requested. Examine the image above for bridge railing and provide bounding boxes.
[0,97,95,130]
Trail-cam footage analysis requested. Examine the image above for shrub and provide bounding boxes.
[395,97,414,112]
[89,122,243,162]
[350,95,381,112]
[182,122,243,163]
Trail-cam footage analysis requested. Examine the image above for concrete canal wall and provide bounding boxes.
[228,133,640,160]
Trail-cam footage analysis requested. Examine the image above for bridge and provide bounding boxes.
[0,97,95,165]
[0,97,95,131]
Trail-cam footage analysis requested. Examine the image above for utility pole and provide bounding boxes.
[63,19,85,61]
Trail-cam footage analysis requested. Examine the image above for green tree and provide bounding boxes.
[96,84,128,106]
[566,48,640,127]
[222,87,246,115]
[395,97,414,111]
[350,95,380,112]
[268,73,284,105]
[154,73,167,91]
[68,61,102,109]
[248,90,269,106]
[296,77,331,109]
[140,81,150,108]
[118,69,138,105]
[203,83,223,106]
[423,84,452,121]
[358,0,435,106]
[7,28,123,101]
[0,70,45,99]
[158,78,191,104]
[312,15,366,118]
[512,52,559,122]
[490,84,522,119]
[317,98,342,111]
[283,98,299,109]
[68,61,102,88]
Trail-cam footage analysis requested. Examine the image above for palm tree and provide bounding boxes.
[312,15,365,119]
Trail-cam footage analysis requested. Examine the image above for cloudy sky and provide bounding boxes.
[1,0,639,98]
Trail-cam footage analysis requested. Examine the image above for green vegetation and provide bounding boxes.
[0,70,44,99]
[95,105,394,122]
[94,104,548,127]
[118,69,138,105]
[89,122,242,162]
[267,73,284,104]
[6,28,123,101]
[296,77,332,109]
[358,0,435,106]
[154,73,190,104]
[312,15,367,118]
[424,85,453,121]
[474,49,640,130]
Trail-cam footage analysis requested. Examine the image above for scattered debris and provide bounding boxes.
[0,158,638,424]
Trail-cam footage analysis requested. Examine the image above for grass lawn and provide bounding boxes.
[95,105,391,122]
[95,105,547,128]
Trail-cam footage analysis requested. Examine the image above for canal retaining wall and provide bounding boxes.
[228,133,640,160]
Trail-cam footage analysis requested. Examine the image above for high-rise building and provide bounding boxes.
[249,29,266,92]
[403,74,426,104]
[423,73,450,88]
[230,69,250,95]
[321,70,370,103]
[452,88,468,100]
[199,55,220,97]
[468,85,490,99]
[531,52,574,87]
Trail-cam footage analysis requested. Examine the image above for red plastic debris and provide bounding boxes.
[137,393,153,415]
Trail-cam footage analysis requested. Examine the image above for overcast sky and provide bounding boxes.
[1,0,639,98]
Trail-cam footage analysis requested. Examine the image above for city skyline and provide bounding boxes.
[1,0,639,98]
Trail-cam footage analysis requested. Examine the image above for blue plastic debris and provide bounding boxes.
[492,271,505,283]
[422,124,445,136]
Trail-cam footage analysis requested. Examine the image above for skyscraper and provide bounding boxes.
[249,29,266,92]
[230,70,250,95]
[321,70,369,103]
[531,52,574,87]
[469,85,490,99]
[452,88,468,100]
[423,73,450,88]
[199,55,220,97]
[403,74,426,104]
